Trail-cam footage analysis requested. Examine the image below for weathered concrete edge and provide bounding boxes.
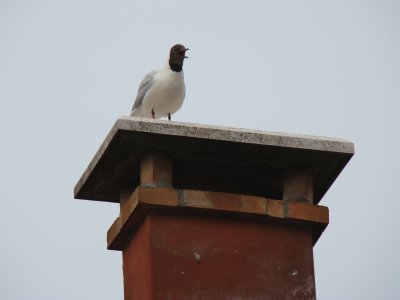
[117,116,355,154]
[73,122,120,198]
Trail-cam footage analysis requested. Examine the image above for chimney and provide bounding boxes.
[74,117,354,300]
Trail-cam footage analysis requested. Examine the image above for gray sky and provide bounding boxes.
[1,1,399,299]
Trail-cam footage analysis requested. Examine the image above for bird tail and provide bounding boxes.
[131,108,142,117]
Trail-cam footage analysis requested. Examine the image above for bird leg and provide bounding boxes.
[151,109,155,119]
[168,113,171,121]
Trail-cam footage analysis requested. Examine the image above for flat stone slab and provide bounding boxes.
[74,117,354,204]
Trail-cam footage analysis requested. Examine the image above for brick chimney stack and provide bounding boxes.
[74,117,354,300]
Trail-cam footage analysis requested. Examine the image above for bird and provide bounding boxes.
[131,44,189,120]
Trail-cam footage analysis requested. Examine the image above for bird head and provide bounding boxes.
[169,44,189,72]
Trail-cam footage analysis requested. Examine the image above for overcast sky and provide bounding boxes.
[1,1,399,299]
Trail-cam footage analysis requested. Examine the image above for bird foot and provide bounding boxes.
[151,109,155,119]
[168,113,171,121]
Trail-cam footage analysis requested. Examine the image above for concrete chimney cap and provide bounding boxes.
[74,117,354,204]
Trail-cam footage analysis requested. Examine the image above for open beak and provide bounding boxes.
[183,48,189,58]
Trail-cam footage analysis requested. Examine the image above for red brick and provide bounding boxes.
[266,199,285,218]
[288,202,329,224]
[139,187,178,207]
[183,190,266,215]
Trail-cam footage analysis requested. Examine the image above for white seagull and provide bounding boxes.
[131,44,189,120]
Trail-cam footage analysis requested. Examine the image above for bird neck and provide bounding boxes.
[168,57,184,72]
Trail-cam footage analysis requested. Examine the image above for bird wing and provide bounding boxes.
[132,70,157,111]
